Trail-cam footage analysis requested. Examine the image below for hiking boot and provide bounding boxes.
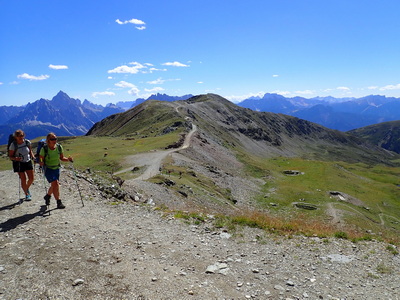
[25,194,32,201]
[57,200,65,209]
[44,194,51,206]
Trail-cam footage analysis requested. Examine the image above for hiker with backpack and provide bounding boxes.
[38,133,73,209]
[8,129,35,201]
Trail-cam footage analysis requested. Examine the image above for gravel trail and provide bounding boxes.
[0,167,399,300]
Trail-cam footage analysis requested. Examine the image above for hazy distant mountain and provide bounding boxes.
[0,91,124,145]
[118,93,194,110]
[0,106,24,125]
[237,94,400,131]
[348,120,400,154]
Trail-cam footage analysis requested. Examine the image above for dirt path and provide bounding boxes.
[114,124,197,180]
[0,166,399,299]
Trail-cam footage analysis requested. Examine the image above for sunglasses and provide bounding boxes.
[49,138,58,141]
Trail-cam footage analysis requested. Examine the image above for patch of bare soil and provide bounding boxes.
[0,167,399,300]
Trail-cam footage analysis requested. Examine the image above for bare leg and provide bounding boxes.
[19,172,28,195]
[26,170,34,193]
[51,180,60,200]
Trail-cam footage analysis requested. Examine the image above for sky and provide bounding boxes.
[1,0,400,107]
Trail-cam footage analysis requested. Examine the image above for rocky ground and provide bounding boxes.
[0,164,399,300]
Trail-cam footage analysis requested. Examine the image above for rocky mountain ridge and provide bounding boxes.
[0,91,124,145]
[88,93,398,165]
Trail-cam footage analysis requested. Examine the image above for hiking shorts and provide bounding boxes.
[13,161,33,173]
[44,167,60,183]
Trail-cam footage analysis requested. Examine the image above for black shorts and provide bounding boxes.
[13,161,33,173]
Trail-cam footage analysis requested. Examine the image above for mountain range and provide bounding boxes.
[2,91,400,153]
[0,91,124,145]
[237,93,400,131]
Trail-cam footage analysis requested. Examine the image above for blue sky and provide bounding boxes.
[1,0,400,106]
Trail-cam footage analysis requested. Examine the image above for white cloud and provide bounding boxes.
[145,87,165,93]
[367,86,378,90]
[116,18,146,30]
[272,74,279,77]
[92,91,115,97]
[224,92,265,103]
[380,83,400,91]
[107,76,113,79]
[272,90,291,96]
[108,62,147,74]
[128,87,140,95]
[147,78,165,84]
[148,67,167,73]
[197,81,204,84]
[115,81,136,88]
[0,82,3,85]
[162,61,189,67]
[294,90,315,96]
[49,64,68,70]
[337,86,350,91]
[17,73,49,81]
[114,80,140,95]
[116,18,145,25]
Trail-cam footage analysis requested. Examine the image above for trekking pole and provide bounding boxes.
[42,166,50,214]
[71,161,84,207]
[18,161,22,204]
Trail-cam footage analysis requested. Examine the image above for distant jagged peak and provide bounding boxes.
[52,90,81,106]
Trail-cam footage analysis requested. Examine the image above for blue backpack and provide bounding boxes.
[35,139,46,163]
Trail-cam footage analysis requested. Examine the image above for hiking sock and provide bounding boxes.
[44,194,51,206]
[56,200,65,209]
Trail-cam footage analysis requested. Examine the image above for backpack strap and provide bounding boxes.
[10,139,30,157]
[42,143,62,166]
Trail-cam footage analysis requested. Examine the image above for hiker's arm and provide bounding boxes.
[39,155,45,166]
[29,146,35,161]
[60,153,73,162]
[9,150,22,161]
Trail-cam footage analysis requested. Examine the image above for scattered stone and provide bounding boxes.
[286,280,295,286]
[72,279,84,286]
[205,262,229,275]
[219,232,231,239]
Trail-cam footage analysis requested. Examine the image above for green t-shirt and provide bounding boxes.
[40,144,63,169]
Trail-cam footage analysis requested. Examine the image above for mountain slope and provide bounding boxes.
[348,120,400,154]
[88,93,397,165]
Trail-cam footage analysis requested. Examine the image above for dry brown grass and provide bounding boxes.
[215,209,389,242]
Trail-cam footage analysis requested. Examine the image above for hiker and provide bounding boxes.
[8,129,35,201]
[39,133,73,209]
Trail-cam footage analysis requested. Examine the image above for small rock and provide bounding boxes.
[72,278,84,286]
[286,280,295,286]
